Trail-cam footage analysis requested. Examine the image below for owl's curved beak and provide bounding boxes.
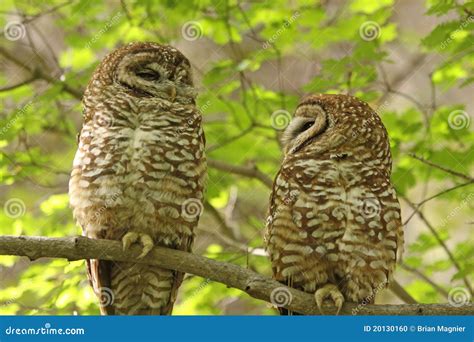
[168,85,177,102]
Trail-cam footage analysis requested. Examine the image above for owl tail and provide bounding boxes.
[278,307,302,315]
[88,259,184,315]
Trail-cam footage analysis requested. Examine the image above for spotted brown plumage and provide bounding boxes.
[69,42,206,315]
[265,94,403,315]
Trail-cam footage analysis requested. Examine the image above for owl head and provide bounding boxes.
[281,94,384,155]
[87,42,196,103]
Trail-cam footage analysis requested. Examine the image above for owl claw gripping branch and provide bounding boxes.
[122,232,154,259]
[265,94,403,315]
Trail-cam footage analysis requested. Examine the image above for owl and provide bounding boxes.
[265,94,403,315]
[69,42,206,315]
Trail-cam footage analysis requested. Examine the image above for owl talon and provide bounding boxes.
[315,284,344,315]
[122,232,139,251]
[137,234,154,259]
[122,232,154,258]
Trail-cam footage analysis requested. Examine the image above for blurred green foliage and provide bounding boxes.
[0,0,473,314]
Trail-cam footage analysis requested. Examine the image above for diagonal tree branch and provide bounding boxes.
[0,235,472,315]
[409,154,473,181]
[0,75,37,92]
[401,196,473,297]
[403,180,474,225]
[208,159,273,188]
[0,46,83,100]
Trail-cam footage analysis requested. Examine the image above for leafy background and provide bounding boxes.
[0,0,472,315]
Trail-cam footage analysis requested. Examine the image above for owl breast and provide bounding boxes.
[70,96,206,246]
[267,152,401,301]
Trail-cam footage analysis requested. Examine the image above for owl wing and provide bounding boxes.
[266,166,320,315]
[70,116,121,315]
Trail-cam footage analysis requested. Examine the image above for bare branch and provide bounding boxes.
[0,46,83,100]
[409,154,473,181]
[206,125,254,153]
[0,1,73,29]
[401,263,449,299]
[0,76,37,92]
[403,180,474,225]
[401,196,473,296]
[389,280,418,304]
[208,159,273,189]
[0,235,472,315]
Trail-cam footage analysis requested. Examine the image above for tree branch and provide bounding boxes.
[401,196,473,297]
[0,235,472,315]
[403,180,474,225]
[208,159,273,189]
[0,76,37,92]
[409,154,473,181]
[0,46,83,100]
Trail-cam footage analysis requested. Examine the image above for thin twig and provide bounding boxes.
[0,46,83,100]
[208,159,273,189]
[403,180,474,224]
[401,196,473,296]
[0,76,37,92]
[401,263,449,299]
[409,154,473,181]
